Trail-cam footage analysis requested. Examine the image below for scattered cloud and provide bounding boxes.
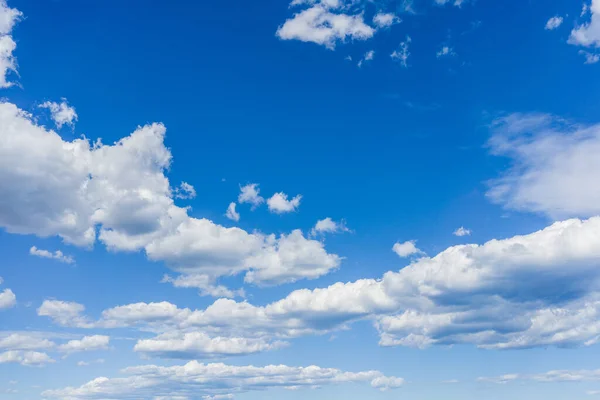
[238,183,264,209]
[480,369,600,384]
[453,227,471,237]
[545,16,563,30]
[174,182,196,199]
[392,240,423,257]
[276,5,375,49]
[161,274,245,299]
[77,358,104,367]
[436,45,456,57]
[0,285,15,310]
[0,350,54,366]
[43,360,403,399]
[38,99,78,129]
[29,246,74,264]
[372,12,400,28]
[57,335,110,355]
[310,217,350,236]
[267,192,302,214]
[224,202,240,222]
[358,50,375,67]
[391,36,411,67]
[133,332,287,359]
[580,49,600,63]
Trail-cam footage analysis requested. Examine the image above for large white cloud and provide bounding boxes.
[487,113,600,219]
[42,360,403,399]
[58,335,110,355]
[0,350,55,366]
[0,101,341,289]
[42,217,600,351]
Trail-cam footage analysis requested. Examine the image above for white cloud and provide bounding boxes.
[480,369,600,384]
[570,0,600,46]
[310,217,350,236]
[267,192,302,214]
[0,0,21,88]
[174,182,196,199]
[83,217,600,351]
[358,50,375,67]
[43,360,402,399]
[391,36,411,67]
[0,288,15,310]
[487,113,600,219]
[435,0,466,6]
[436,46,455,57]
[37,300,95,328]
[224,202,240,222]
[133,332,287,359]
[0,333,55,350]
[29,246,74,264]
[77,358,104,367]
[238,183,264,209]
[39,100,78,129]
[276,5,375,49]
[442,379,459,384]
[58,335,110,355]
[580,49,600,63]
[545,16,563,30]
[372,12,400,28]
[370,376,405,391]
[453,227,471,237]
[0,102,340,288]
[392,240,423,257]
[161,274,244,299]
[0,350,54,366]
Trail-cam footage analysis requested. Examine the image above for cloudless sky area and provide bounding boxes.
[2,0,600,399]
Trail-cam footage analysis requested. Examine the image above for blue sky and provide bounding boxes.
[2,0,600,398]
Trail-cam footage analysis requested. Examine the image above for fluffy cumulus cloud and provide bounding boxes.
[310,217,350,236]
[39,99,78,129]
[392,240,423,257]
[174,182,196,200]
[133,332,287,359]
[276,2,375,49]
[0,102,341,290]
[0,350,54,366]
[58,335,110,355]
[43,360,403,399]
[487,113,600,219]
[224,202,239,222]
[545,16,563,30]
[0,0,21,88]
[266,192,302,214]
[49,217,600,351]
[372,12,400,28]
[0,278,15,309]
[453,227,471,237]
[570,0,600,47]
[162,274,245,299]
[0,332,55,351]
[237,183,264,209]
[29,246,74,264]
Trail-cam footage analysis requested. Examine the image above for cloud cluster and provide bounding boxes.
[0,102,341,291]
[37,217,600,354]
[43,360,403,399]
[0,332,109,366]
